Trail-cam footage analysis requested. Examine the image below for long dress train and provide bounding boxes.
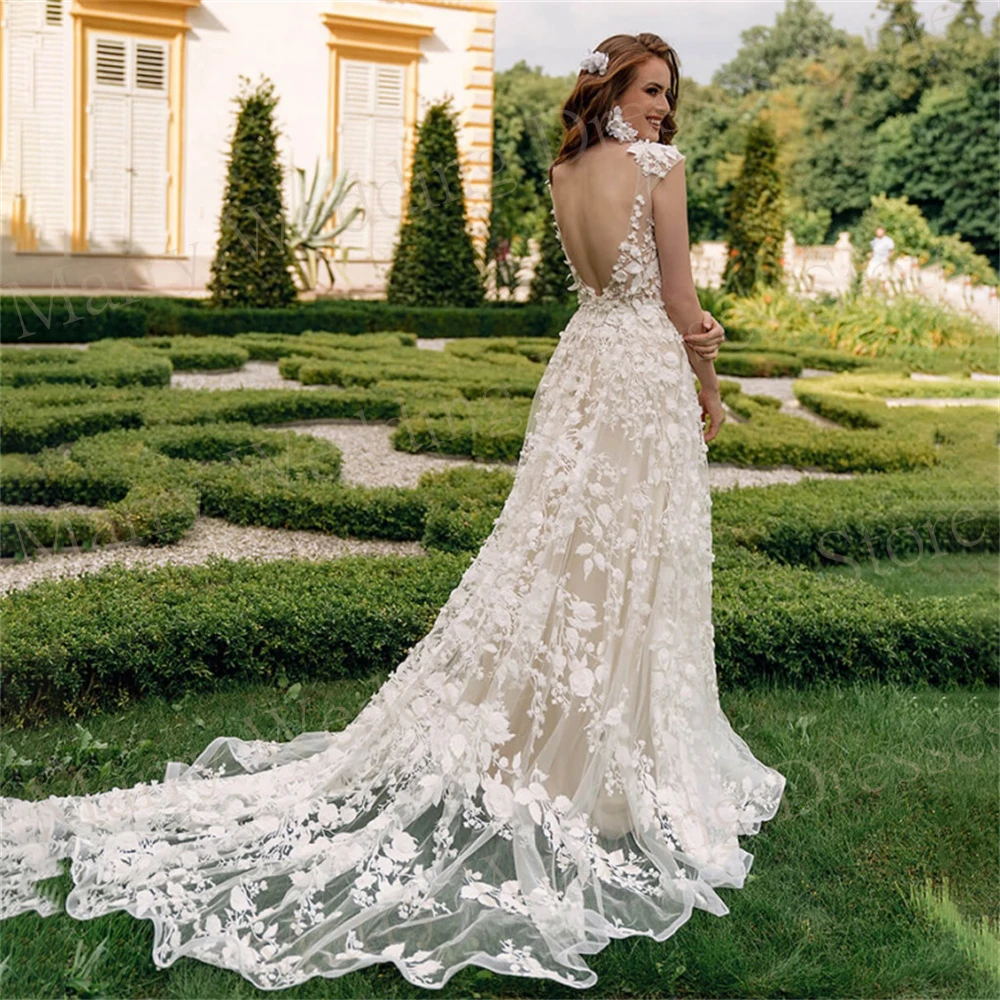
[0,139,786,991]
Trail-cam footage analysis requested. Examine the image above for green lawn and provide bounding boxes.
[1,321,998,997]
[1,680,997,999]
[817,549,1000,599]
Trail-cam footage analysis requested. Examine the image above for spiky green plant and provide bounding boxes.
[287,156,365,292]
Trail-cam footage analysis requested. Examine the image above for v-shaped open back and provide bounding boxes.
[547,139,685,308]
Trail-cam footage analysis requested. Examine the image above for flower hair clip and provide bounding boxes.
[579,49,609,76]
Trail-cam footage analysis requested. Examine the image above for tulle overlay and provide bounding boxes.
[0,140,786,991]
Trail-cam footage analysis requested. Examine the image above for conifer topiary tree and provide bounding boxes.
[208,75,297,309]
[528,190,573,303]
[722,115,785,297]
[386,99,485,307]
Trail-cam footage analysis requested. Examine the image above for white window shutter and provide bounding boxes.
[44,0,64,26]
[31,0,70,248]
[1,2,39,200]
[2,0,69,250]
[129,42,169,252]
[338,60,375,255]
[87,34,169,253]
[337,60,406,260]
[371,64,405,259]
[88,35,129,250]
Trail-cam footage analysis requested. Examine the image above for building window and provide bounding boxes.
[2,0,70,251]
[337,59,406,260]
[87,33,169,253]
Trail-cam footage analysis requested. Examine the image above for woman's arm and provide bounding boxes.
[651,161,720,393]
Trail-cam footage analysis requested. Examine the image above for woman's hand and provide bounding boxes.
[698,386,726,443]
[683,311,725,361]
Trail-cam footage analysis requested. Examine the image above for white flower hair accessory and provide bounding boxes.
[605,105,638,143]
[579,49,609,76]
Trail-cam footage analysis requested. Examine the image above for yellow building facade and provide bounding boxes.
[0,0,498,295]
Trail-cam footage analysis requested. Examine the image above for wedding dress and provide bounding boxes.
[0,138,786,991]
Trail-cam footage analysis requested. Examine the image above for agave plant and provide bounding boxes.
[286,156,366,292]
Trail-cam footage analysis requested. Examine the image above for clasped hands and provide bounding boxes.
[683,311,725,361]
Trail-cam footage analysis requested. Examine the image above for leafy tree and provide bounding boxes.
[722,116,785,295]
[672,79,745,241]
[869,55,999,268]
[786,206,831,245]
[208,76,297,309]
[489,61,574,291]
[946,0,983,41]
[528,188,572,304]
[714,0,847,95]
[386,99,485,307]
[876,0,925,46]
[851,194,996,285]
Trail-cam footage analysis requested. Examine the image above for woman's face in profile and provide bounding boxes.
[616,55,673,142]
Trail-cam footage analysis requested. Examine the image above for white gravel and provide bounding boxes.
[709,464,853,491]
[0,343,856,590]
[0,510,426,595]
[265,418,515,488]
[170,360,334,392]
[721,370,845,428]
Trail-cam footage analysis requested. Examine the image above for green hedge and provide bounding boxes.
[0,296,576,342]
[711,469,999,567]
[714,349,802,377]
[2,544,994,727]
[0,436,521,558]
[0,484,199,557]
[0,382,402,454]
[0,553,471,726]
[0,344,171,388]
[706,396,937,472]
[712,546,996,688]
[0,300,148,343]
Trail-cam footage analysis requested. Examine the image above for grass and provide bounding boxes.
[0,679,996,999]
[2,321,998,997]
[816,549,1000,600]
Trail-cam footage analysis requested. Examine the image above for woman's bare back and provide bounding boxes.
[549,142,642,298]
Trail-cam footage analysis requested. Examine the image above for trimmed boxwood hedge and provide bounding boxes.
[1,545,994,727]
[0,295,576,342]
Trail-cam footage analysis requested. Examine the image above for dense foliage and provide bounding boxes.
[386,100,486,308]
[491,0,999,273]
[722,117,785,295]
[528,187,574,303]
[207,77,297,310]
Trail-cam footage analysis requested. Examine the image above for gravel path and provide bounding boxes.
[264,419,515,489]
[0,457,852,593]
[171,361,334,393]
[0,510,425,595]
[1,341,856,590]
[721,369,845,427]
[884,398,999,407]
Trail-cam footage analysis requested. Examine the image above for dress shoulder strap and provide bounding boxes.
[626,140,685,180]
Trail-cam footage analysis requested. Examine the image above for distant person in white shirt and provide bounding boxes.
[865,227,896,285]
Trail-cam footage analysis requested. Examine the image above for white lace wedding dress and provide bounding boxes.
[0,139,786,991]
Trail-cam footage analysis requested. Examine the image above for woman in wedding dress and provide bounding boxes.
[0,32,786,992]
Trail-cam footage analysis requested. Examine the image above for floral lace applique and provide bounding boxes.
[548,140,685,310]
[0,137,785,994]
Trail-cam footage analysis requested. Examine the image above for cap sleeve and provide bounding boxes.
[626,141,685,179]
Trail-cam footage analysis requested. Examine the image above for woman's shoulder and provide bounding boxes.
[626,140,685,178]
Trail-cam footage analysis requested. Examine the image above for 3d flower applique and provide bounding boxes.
[605,105,638,143]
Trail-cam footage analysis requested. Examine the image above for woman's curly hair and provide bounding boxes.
[548,33,681,185]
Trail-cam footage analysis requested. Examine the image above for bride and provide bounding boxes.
[0,32,786,992]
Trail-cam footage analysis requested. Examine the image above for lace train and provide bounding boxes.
[0,140,786,991]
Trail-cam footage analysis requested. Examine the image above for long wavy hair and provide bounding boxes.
[547,33,681,185]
